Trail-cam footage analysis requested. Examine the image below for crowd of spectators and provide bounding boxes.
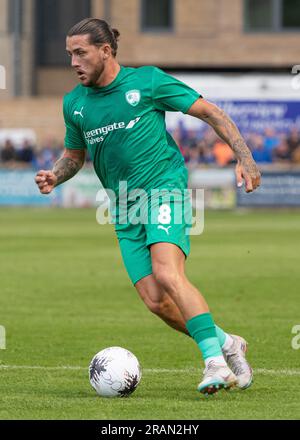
[1,125,300,170]
[172,124,300,168]
[0,137,65,170]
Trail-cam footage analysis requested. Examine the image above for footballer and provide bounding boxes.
[35,18,261,395]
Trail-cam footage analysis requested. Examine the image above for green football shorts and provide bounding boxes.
[115,173,192,285]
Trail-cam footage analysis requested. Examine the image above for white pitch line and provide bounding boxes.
[0,365,85,371]
[0,365,300,376]
[255,368,300,376]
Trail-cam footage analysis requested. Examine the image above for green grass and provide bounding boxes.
[0,208,299,419]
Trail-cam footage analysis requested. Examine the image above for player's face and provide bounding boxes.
[66,35,109,87]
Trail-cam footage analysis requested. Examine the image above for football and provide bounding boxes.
[89,346,142,397]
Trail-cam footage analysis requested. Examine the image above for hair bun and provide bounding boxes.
[112,28,120,41]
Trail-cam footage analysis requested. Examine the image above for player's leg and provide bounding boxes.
[135,274,237,344]
[151,243,207,320]
[150,242,237,394]
[116,214,251,391]
[135,274,232,341]
[135,273,189,335]
[115,218,189,334]
[144,186,237,393]
[145,178,252,391]
[135,268,252,390]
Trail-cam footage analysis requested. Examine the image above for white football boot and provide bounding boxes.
[198,361,238,395]
[222,335,253,389]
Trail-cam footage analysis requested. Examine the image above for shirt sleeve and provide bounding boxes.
[63,95,86,149]
[152,67,202,114]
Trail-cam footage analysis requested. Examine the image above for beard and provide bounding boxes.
[81,63,105,87]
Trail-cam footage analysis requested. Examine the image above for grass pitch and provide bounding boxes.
[0,207,299,420]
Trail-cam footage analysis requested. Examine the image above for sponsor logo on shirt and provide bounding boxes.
[83,118,141,145]
[125,117,141,129]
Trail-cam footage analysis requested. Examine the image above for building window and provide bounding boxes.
[141,0,173,32]
[36,0,91,66]
[282,0,300,28]
[244,0,300,31]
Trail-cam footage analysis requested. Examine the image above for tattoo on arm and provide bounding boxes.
[202,105,253,162]
[53,157,82,186]
[190,101,261,186]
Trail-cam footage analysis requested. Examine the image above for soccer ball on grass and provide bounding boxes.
[89,346,142,397]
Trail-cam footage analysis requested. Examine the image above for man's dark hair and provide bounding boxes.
[67,18,120,57]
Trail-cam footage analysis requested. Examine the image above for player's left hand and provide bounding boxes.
[235,159,261,193]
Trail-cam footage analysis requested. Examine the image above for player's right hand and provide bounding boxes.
[35,170,58,194]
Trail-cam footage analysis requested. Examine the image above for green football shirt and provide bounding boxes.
[63,65,201,197]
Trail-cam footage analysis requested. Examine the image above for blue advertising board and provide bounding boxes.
[237,171,300,207]
[0,170,61,205]
[215,101,300,134]
[1,170,300,208]
[168,100,300,134]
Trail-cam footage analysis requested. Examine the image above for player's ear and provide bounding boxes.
[101,43,111,60]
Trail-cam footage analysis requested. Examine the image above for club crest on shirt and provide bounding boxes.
[125,90,141,107]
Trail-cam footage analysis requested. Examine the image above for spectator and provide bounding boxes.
[171,127,184,154]
[33,136,62,170]
[202,127,218,148]
[34,147,55,170]
[184,129,202,150]
[263,128,280,153]
[17,139,35,164]
[180,144,191,164]
[249,134,272,163]
[198,141,215,165]
[287,127,300,154]
[292,145,300,164]
[0,139,16,163]
[212,140,235,167]
[186,145,201,169]
[273,140,291,162]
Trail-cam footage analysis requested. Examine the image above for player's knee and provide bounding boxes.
[153,267,181,295]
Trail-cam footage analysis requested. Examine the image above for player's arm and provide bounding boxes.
[35,148,86,194]
[187,98,261,193]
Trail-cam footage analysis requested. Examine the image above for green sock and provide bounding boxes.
[186,313,223,360]
[215,325,227,348]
